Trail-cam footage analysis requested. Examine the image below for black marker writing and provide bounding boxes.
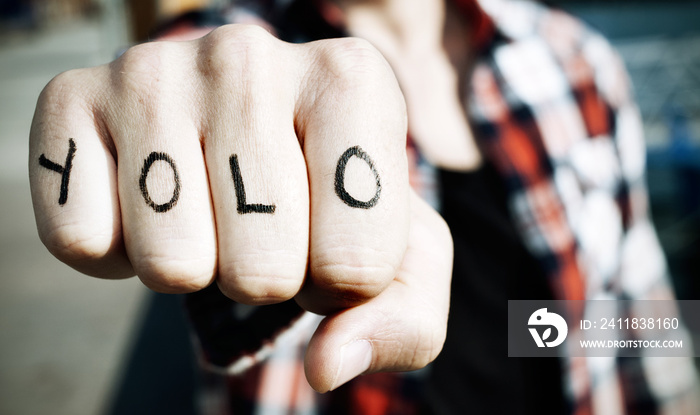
[334,146,381,209]
[139,152,181,213]
[39,138,76,206]
[229,154,275,214]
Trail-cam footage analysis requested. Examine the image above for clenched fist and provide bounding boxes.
[28,25,452,392]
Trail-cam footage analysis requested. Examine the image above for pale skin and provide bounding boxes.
[29,0,471,393]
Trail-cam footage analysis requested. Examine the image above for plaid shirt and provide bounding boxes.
[178,1,700,413]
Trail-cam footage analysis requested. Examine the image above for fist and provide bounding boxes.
[29,25,452,391]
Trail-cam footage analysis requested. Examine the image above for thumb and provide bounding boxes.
[304,192,453,392]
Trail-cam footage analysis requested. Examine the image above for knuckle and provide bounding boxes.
[40,70,76,103]
[224,23,274,46]
[40,221,112,265]
[111,42,176,102]
[31,68,102,159]
[217,275,298,305]
[412,315,447,368]
[382,307,446,371]
[319,37,391,91]
[134,252,214,293]
[38,69,92,114]
[110,42,189,124]
[115,42,167,80]
[406,287,449,369]
[312,248,396,301]
[208,23,274,45]
[199,24,276,85]
[217,255,303,304]
[310,37,406,128]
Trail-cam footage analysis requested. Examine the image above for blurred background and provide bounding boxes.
[0,0,698,414]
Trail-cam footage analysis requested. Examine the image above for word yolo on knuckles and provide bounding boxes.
[38,139,383,212]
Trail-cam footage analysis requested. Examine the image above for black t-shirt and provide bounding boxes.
[426,163,566,415]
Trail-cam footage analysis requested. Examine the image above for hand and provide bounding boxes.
[28,24,452,392]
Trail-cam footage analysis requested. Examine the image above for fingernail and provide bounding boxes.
[331,340,372,391]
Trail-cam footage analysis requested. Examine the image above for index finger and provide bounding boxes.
[294,38,410,314]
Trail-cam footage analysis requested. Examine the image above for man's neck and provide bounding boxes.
[332,0,472,69]
[331,0,482,171]
[334,0,445,60]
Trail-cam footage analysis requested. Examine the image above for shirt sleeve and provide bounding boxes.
[565,12,700,410]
